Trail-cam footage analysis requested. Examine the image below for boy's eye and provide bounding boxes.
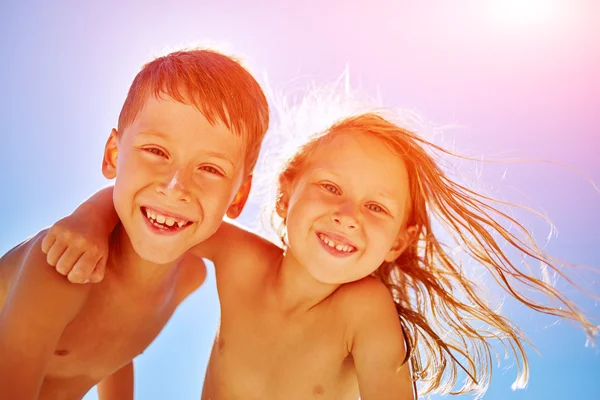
[143,147,167,158]
[321,183,340,194]
[200,165,224,176]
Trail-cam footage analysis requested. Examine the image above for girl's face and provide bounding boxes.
[283,131,413,284]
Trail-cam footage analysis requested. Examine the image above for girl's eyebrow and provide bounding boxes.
[313,168,402,202]
[311,167,341,178]
[374,191,395,201]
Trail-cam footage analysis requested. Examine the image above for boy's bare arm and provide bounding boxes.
[97,361,134,400]
[348,280,416,400]
[0,233,91,399]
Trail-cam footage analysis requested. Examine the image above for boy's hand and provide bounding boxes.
[41,213,109,284]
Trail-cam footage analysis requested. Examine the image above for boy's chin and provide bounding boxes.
[141,253,181,265]
[134,245,184,265]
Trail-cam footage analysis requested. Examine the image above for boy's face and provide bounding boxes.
[283,132,413,284]
[103,94,249,264]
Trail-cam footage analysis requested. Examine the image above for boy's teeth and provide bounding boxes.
[144,208,189,228]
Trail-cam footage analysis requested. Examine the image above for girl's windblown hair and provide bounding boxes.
[259,79,598,397]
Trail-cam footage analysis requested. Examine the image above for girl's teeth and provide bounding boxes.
[177,221,185,228]
[319,234,354,253]
[156,215,166,224]
[165,218,175,227]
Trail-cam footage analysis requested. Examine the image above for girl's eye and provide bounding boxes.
[144,147,167,158]
[367,203,385,213]
[322,183,340,194]
[200,165,224,176]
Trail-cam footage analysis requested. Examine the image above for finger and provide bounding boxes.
[55,247,84,276]
[68,252,100,284]
[41,231,56,254]
[89,257,107,283]
[46,241,68,268]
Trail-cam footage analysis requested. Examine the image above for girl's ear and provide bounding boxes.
[275,189,289,219]
[384,225,418,262]
[275,176,293,219]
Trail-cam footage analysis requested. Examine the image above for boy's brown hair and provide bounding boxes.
[117,49,269,172]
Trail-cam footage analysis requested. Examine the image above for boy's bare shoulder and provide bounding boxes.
[1,230,78,301]
[0,229,92,375]
[0,230,41,283]
[0,229,91,307]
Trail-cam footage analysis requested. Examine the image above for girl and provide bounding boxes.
[43,112,597,399]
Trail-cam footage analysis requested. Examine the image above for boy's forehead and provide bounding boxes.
[129,96,228,137]
[126,96,245,161]
[136,94,229,128]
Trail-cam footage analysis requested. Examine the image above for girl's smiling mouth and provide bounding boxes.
[316,231,358,256]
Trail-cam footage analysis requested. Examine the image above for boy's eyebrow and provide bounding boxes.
[137,130,237,168]
[137,130,171,140]
[204,150,236,169]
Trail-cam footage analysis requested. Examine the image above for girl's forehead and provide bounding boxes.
[304,132,410,197]
[311,131,400,165]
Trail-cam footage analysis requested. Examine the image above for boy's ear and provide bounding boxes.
[102,129,119,179]
[226,175,252,219]
[384,225,418,263]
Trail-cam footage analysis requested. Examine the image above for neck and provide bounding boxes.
[106,224,182,288]
[273,247,341,314]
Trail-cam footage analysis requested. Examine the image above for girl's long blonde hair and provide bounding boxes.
[267,111,597,397]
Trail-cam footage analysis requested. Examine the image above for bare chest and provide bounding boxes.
[44,282,179,386]
[204,292,358,400]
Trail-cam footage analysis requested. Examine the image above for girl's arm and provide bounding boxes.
[42,186,117,283]
[348,280,417,400]
[41,186,278,283]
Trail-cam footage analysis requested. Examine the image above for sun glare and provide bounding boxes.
[486,0,562,26]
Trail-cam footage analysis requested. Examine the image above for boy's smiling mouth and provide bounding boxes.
[141,206,193,233]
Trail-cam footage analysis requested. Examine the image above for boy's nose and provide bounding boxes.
[156,169,192,203]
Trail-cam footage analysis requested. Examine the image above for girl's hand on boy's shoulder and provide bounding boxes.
[41,212,109,284]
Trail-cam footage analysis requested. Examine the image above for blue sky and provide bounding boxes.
[0,0,598,398]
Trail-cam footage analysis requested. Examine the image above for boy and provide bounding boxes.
[0,49,269,399]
